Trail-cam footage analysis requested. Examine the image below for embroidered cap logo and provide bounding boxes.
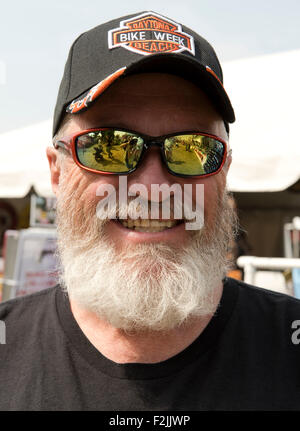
[108,12,195,56]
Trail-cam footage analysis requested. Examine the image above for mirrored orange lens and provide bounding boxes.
[76,130,144,173]
[164,134,225,176]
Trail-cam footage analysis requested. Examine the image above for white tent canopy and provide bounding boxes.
[224,49,300,192]
[0,120,53,197]
[1,49,300,197]
[0,120,52,198]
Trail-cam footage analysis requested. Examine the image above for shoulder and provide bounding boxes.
[0,286,60,327]
[0,286,65,363]
[226,276,300,305]
[224,277,300,332]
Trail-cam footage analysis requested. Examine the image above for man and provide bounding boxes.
[1,11,300,411]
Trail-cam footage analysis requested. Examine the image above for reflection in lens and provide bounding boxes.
[164,135,224,176]
[76,130,144,172]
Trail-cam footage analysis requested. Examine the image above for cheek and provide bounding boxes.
[59,164,121,213]
[86,176,121,209]
[195,174,226,227]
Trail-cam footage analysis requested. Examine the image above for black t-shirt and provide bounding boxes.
[0,277,300,411]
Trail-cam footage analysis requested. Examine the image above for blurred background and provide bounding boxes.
[1,0,300,299]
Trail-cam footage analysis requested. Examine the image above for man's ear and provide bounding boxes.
[46,147,61,196]
[223,150,232,174]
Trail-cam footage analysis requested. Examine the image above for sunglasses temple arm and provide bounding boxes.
[52,139,71,153]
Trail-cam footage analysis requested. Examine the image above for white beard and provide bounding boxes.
[55,172,236,332]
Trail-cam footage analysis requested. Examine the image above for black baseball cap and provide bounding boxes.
[53,11,235,136]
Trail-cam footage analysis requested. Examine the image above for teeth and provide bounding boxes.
[127,219,134,228]
[118,219,180,231]
[134,226,167,232]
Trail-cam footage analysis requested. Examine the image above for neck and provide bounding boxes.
[69,282,223,364]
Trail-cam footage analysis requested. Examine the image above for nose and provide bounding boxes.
[127,146,176,202]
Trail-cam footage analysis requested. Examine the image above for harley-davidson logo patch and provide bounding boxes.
[108,12,195,56]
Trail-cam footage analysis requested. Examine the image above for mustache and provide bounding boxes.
[96,195,202,223]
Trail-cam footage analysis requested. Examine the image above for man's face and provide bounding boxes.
[48,73,234,332]
[53,73,229,250]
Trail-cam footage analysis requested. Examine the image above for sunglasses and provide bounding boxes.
[53,128,228,178]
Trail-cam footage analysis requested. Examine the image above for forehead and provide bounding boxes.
[65,73,227,139]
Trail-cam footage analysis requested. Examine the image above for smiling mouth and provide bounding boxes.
[116,218,183,232]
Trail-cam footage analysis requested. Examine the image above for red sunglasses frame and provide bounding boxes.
[53,127,229,178]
